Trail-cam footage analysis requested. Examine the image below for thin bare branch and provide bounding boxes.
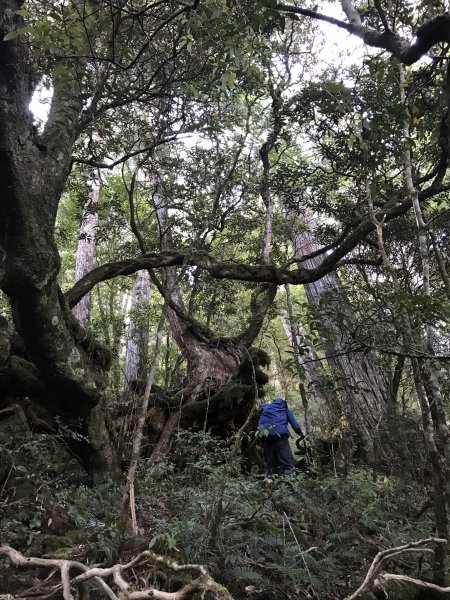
[344,538,447,600]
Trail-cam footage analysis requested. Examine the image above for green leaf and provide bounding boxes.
[18,25,34,34]
[220,70,236,89]
[3,30,19,41]
[252,13,266,31]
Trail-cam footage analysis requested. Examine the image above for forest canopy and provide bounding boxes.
[1,0,450,599]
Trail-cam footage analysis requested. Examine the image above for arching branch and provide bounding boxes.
[66,178,450,308]
[66,251,309,308]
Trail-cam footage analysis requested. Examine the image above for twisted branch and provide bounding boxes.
[0,546,233,600]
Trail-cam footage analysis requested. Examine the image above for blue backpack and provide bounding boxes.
[258,398,289,437]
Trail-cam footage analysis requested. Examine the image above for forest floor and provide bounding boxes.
[0,427,434,599]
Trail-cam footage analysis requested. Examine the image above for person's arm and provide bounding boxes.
[287,409,303,437]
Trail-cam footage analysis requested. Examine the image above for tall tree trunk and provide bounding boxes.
[123,270,151,395]
[430,231,450,301]
[260,88,282,264]
[111,288,129,391]
[293,230,388,453]
[282,285,317,432]
[411,358,448,587]
[281,285,342,434]
[72,173,100,327]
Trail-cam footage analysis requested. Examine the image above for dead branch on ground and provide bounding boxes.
[344,537,447,600]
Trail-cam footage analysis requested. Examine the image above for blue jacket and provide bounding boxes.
[258,398,303,438]
[287,409,303,437]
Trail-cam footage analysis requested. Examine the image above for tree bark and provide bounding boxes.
[430,231,450,301]
[72,174,100,328]
[282,285,319,432]
[123,270,151,394]
[293,230,388,452]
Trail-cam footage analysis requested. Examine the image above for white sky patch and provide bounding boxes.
[29,83,52,126]
[320,2,432,67]
[317,1,366,66]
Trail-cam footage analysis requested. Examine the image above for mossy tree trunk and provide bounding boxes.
[0,3,117,473]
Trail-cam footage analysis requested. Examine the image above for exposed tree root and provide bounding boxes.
[344,537,447,599]
[0,546,233,600]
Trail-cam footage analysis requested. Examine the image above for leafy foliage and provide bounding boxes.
[0,428,432,598]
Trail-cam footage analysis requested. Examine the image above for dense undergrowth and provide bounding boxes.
[0,423,434,600]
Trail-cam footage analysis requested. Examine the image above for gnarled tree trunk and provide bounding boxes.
[150,181,275,458]
[0,7,118,475]
[0,3,108,418]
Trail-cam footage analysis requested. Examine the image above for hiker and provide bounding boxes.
[258,397,304,477]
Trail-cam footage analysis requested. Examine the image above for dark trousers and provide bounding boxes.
[262,436,295,476]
